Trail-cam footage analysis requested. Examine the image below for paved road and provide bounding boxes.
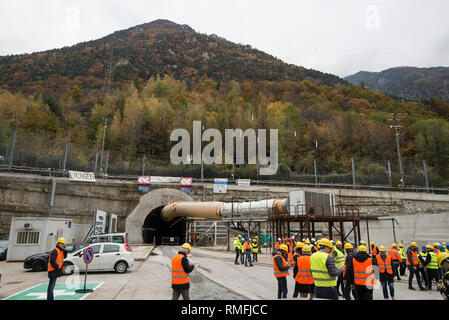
[0,246,444,300]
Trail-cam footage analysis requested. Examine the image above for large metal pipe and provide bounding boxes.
[160,198,288,221]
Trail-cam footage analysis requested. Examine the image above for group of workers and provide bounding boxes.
[271,237,449,300]
[233,235,259,267]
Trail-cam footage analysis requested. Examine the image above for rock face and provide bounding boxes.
[344,66,449,102]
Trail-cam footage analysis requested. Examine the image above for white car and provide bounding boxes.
[62,242,134,275]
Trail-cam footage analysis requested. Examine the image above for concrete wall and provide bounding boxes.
[1,173,449,246]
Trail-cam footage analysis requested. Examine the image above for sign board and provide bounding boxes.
[83,247,94,264]
[213,178,228,194]
[69,171,96,183]
[93,210,107,235]
[108,214,118,233]
[180,177,193,195]
[237,179,251,187]
[138,176,151,194]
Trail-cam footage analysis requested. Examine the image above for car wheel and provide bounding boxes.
[114,261,128,274]
[32,260,45,272]
[62,262,75,275]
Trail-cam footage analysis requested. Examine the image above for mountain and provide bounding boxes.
[344,66,449,102]
[0,19,345,95]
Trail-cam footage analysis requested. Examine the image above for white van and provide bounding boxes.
[85,233,131,251]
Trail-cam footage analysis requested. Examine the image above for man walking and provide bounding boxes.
[172,243,195,300]
[374,246,395,300]
[407,242,426,291]
[398,244,407,276]
[342,243,358,300]
[424,245,440,290]
[233,236,241,265]
[47,237,67,300]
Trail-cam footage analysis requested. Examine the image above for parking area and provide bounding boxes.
[0,246,445,300]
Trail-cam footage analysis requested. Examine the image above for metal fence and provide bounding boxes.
[1,129,448,194]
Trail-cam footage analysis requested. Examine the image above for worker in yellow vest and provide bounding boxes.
[233,236,242,265]
[171,243,195,300]
[251,237,259,262]
[423,245,440,290]
[435,252,449,300]
[47,237,67,300]
[310,238,342,300]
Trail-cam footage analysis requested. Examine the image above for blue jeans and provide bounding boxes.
[245,251,252,265]
[381,281,395,299]
[47,276,57,300]
[314,286,338,300]
[277,277,288,299]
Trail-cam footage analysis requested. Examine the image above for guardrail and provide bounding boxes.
[1,164,448,195]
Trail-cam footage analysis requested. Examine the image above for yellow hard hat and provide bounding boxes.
[296,242,304,248]
[305,239,311,244]
[336,240,342,246]
[181,243,192,252]
[344,243,353,250]
[302,245,312,252]
[358,245,368,252]
[57,237,66,245]
[360,241,366,245]
[279,244,288,252]
[379,246,387,252]
[437,252,449,267]
[399,244,404,248]
[426,245,433,250]
[410,242,418,247]
[433,242,440,248]
[391,243,397,248]
[370,242,375,246]
[442,242,446,246]
[319,238,333,249]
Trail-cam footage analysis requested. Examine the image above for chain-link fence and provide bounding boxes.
[1,129,447,192]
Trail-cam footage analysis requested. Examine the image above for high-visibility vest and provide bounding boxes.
[310,251,337,287]
[273,254,289,278]
[333,248,345,268]
[399,248,406,260]
[407,250,419,266]
[353,258,376,286]
[388,248,401,262]
[47,248,64,272]
[171,253,190,285]
[427,252,439,270]
[233,237,240,249]
[251,241,258,253]
[275,242,281,250]
[376,254,393,274]
[418,252,427,268]
[244,242,251,251]
[295,255,314,284]
[371,246,379,257]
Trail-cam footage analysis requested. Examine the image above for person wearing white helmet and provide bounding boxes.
[172,243,195,300]
[47,237,67,300]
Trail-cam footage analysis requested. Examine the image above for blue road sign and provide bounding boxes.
[83,247,94,264]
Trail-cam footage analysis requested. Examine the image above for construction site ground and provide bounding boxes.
[0,245,443,300]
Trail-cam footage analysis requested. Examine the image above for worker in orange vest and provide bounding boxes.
[346,245,376,300]
[388,243,402,281]
[243,238,254,267]
[272,244,292,299]
[171,243,195,300]
[406,242,426,291]
[47,237,67,300]
[370,241,379,257]
[292,244,314,299]
[374,246,396,300]
[292,242,304,281]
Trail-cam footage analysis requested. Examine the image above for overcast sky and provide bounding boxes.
[0,0,448,77]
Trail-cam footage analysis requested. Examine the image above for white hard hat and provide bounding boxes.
[278,238,281,241]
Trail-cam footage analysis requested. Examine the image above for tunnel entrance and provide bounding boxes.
[142,205,186,245]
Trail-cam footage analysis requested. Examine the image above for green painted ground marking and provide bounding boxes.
[3,282,103,300]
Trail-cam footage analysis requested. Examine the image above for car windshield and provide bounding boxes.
[0,240,7,249]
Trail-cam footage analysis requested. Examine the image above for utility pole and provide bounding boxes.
[389,113,404,188]
[100,118,108,173]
